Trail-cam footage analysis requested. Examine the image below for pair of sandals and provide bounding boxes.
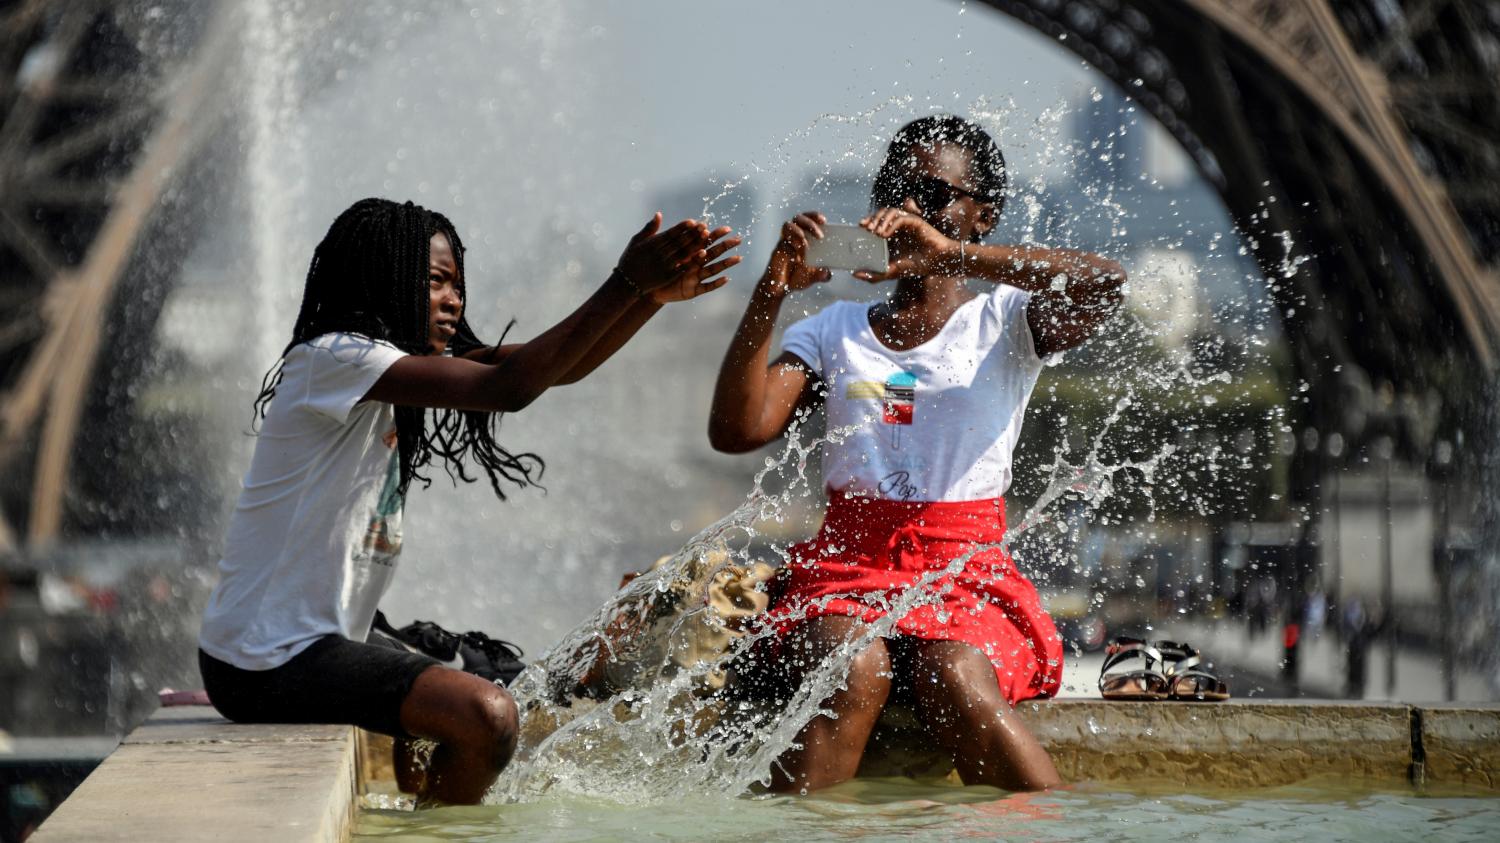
[1098,636,1231,701]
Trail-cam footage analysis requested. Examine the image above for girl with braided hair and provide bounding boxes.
[199,197,739,804]
[711,116,1124,793]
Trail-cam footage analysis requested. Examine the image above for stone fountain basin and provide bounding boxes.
[33,699,1500,841]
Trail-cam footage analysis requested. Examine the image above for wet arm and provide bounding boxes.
[366,272,645,412]
[954,243,1126,354]
[460,296,664,385]
[708,284,814,453]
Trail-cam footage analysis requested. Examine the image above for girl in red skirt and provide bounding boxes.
[710,116,1124,793]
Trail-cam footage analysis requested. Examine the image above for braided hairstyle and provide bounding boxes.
[253,197,543,500]
[871,115,1007,241]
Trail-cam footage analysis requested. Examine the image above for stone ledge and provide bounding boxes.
[863,699,1500,789]
[122,706,351,746]
[516,696,1500,791]
[38,698,1500,841]
[1420,704,1500,790]
[33,708,356,843]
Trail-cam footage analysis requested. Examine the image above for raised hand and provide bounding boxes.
[616,213,714,296]
[853,199,961,282]
[761,211,833,297]
[651,225,742,304]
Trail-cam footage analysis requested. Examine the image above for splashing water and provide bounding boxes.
[453,79,1307,804]
[487,334,1250,805]
[219,1,1313,809]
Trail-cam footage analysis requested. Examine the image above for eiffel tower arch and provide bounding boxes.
[0,1,232,551]
[984,0,1499,430]
[1,1,1497,550]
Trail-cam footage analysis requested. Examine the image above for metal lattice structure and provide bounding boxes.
[1,0,1498,550]
[987,0,1500,385]
[0,1,228,552]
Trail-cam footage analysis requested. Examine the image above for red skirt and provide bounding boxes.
[765,492,1063,704]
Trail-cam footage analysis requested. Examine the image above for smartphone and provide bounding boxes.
[804,223,889,273]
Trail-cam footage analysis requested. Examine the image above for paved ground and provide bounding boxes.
[1057,652,1106,698]
[1073,618,1498,703]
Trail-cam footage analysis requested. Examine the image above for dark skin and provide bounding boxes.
[709,141,1125,794]
[367,214,739,805]
[368,214,741,410]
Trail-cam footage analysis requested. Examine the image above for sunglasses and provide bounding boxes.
[906,175,981,213]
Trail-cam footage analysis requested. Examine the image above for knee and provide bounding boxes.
[914,645,1007,711]
[845,640,893,701]
[467,684,519,768]
[928,656,993,693]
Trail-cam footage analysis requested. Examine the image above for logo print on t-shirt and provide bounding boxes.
[881,372,917,426]
[843,372,918,448]
[358,428,405,566]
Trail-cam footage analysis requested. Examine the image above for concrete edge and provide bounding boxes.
[37,698,1500,841]
[33,707,358,842]
[1416,704,1500,790]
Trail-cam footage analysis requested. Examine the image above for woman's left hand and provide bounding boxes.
[650,225,743,304]
[853,200,961,282]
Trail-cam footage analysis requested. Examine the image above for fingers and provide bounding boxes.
[697,254,743,279]
[689,275,730,298]
[874,208,906,238]
[779,210,825,253]
[700,235,742,264]
[852,258,908,283]
[659,220,711,263]
[779,219,809,251]
[793,212,825,240]
[631,212,663,244]
[860,208,918,238]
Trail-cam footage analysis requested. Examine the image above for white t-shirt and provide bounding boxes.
[780,285,1044,502]
[199,332,409,670]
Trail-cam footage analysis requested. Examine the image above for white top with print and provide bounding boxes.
[780,285,1043,502]
[199,332,408,670]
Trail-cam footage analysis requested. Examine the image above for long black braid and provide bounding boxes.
[252,197,543,499]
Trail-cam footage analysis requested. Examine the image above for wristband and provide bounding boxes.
[613,265,646,298]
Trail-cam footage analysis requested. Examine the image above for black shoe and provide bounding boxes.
[373,611,526,686]
[373,610,462,663]
[457,630,526,686]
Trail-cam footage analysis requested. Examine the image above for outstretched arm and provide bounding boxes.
[857,208,1125,355]
[367,215,730,413]
[951,242,1124,355]
[709,213,828,453]
[463,226,741,385]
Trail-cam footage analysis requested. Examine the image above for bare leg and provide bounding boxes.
[908,640,1061,791]
[770,616,892,794]
[392,738,426,794]
[397,666,519,805]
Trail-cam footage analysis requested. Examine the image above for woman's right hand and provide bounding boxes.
[761,211,832,298]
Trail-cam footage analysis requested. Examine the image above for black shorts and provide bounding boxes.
[199,635,440,739]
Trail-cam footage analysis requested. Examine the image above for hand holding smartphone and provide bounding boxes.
[804,223,889,273]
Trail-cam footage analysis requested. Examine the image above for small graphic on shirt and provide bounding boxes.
[844,372,918,448]
[357,428,405,566]
[881,372,917,426]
